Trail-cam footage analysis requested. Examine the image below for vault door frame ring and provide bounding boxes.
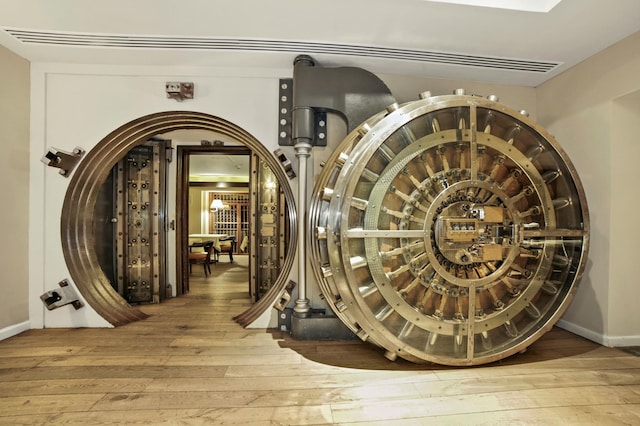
[61,111,297,326]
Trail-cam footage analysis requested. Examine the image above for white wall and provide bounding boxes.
[379,73,537,117]
[609,91,640,343]
[30,63,292,328]
[538,31,640,346]
[0,45,30,339]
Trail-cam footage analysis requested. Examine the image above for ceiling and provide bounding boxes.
[1,0,640,86]
[156,129,251,181]
[189,154,250,182]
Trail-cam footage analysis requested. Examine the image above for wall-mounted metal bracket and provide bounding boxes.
[165,82,194,102]
[277,307,293,332]
[273,149,296,179]
[278,79,293,146]
[273,280,297,311]
[291,55,396,134]
[315,111,327,145]
[40,279,84,311]
[41,147,85,177]
[278,79,327,147]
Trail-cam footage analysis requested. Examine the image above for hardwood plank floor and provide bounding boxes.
[1,256,639,425]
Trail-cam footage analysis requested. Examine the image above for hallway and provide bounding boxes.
[1,257,639,425]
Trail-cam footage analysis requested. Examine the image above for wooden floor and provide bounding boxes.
[1,257,639,425]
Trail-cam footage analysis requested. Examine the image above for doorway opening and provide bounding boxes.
[181,147,251,296]
[178,145,289,304]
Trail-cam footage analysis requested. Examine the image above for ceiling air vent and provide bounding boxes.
[3,28,560,73]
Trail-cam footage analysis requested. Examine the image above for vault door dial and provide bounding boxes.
[309,93,589,366]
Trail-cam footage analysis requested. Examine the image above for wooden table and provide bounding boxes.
[188,233,227,251]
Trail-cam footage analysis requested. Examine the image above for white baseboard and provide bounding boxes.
[604,334,640,347]
[0,321,30,341]
[556,319,640,347]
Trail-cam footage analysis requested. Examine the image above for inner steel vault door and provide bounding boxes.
[115,140,169,304]
[309,93,589,366]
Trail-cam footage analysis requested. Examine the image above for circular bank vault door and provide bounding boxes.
[309,92,589,366]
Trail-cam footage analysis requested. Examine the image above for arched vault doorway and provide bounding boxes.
[61,111,297,326]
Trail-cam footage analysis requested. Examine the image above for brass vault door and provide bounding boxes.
[309,93,589,366]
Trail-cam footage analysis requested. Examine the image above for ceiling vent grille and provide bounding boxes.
[3,28,560,73]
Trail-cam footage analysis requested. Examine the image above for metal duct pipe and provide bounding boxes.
[291,56,315,317]
[292,140,312,316]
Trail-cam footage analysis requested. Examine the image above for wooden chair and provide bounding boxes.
[215,236,236,263]
[189,241,214,276]
[240,235,249,252]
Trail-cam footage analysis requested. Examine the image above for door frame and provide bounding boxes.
[177,145,251,296]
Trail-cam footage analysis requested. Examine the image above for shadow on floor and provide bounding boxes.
[272,326,607,371]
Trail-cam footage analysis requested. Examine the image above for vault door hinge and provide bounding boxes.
[278,78,327,147]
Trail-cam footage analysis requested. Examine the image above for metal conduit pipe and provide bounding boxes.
[293,138,312,316]
[291,55,315,317]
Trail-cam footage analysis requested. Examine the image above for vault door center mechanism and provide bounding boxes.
[309,92,589,366]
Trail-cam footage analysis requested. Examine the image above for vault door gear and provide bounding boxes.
[114,140,169,303]
[309,93,589,366]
